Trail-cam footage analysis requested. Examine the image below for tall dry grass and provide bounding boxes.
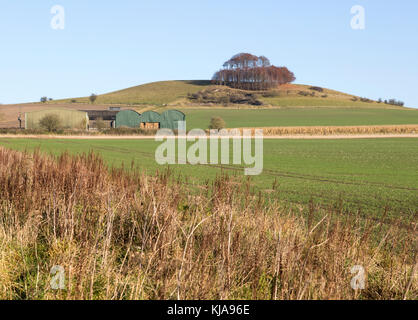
[237,125,418,136]
[0,147,416,300]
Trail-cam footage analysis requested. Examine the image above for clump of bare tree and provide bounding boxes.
[39,114,62,132]
[212,53,296,90]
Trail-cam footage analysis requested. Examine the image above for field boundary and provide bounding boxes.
[0,133,418,140]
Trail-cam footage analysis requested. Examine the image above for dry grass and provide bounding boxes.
[0,147,416,300]
[236,125,418,136]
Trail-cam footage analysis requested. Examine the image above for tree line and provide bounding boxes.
[212,53,296,90]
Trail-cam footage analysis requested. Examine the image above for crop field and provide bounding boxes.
[179,108,418,129]
[0,137,417,221]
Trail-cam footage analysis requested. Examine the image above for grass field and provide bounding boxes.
[1,138,417,220]
[178,107,418,129]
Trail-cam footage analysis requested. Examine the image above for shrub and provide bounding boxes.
[95,117,107,131]
[309,86,324,92]
[209,116,226,130]
[39,114,62,132]
[40,97,48,103]
[360,97,373,103]
[89,93,98,104]
[188,89,262,106]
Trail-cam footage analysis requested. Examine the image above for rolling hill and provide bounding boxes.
[44,80,408,109]
[1,81,417,129]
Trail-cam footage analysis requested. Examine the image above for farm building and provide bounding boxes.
[115,110,142,128]
[81,109,119,129]
[161,110,186,130]
[25,109,88,130]
[115,110,185,130]
[138,111,162,129]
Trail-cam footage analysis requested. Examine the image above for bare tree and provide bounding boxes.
[39,114,62,132]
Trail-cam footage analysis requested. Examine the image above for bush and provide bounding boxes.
[40,97,48,103]
[360,97,373,103]
[95,117,107,131]
[188,89,263,106]
[209,117,226,130]
[309,86,324,92]
[89,94,98,104]
[39,114,62,132]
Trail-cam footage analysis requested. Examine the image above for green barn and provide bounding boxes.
[25,109,88,130]
[115,110,141,128]
[114,109,186,130]
[138,111,162,129]
[161,110,186,130]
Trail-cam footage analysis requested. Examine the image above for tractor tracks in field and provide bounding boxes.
[52,139,418,193]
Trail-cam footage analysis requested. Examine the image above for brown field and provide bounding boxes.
[0,147,416,300]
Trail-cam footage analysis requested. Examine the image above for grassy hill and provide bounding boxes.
[54,80,212,106]
[2,80,417,129]
[49,80,408,109]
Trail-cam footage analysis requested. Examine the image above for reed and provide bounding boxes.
[0,147,415,300]
[237,125,418,136]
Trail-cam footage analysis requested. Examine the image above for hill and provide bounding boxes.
[1,81,417,129]
[44,80,408,109]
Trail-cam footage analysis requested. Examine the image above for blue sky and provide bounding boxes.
[1,0,417,108]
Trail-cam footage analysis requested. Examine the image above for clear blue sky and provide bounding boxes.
[1,0,417,108]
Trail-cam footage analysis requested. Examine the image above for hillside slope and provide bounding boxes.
[49,80,408,109]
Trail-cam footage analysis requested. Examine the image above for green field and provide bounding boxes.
[179,107,418,129]
[1,138,417,220]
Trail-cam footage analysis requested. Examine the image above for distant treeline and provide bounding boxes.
[378,98,405,107]
[212,53,296,90]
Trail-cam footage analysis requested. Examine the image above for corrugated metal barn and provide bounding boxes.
[139,111,162,129]
[115,109,186,130]
[115,110,142,128]
[25,109,88,130]
[161,110,186,130]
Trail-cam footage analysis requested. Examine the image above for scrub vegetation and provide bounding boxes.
[0,147,415,300]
